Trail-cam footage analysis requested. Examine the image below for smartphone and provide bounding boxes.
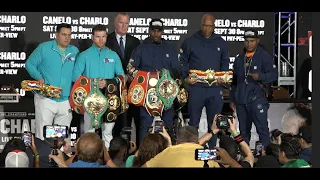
[255,141,263,157]
[195,149,217,161]
[43,125,68,139]
[154,120,163,133]
[23,131,32,147]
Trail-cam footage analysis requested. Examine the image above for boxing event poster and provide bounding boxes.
[0,12,275,151]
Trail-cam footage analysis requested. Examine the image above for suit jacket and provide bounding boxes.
[106,32,140,72]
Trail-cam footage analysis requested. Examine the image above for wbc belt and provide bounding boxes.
[104,78,121,122]
[70,76,91,114]
[189,69,233,86]
[83,78,108,129]
[117,75,129,114]
[127,70,148,106]
[21,80,62,99]
[145,71,164,116]
[156,69,180,111]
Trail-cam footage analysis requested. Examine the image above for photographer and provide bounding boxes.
[142,126,220,167]
[199,114,254,168]
[49,132,117,168]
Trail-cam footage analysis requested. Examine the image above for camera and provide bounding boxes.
[43,125,68,167]
[195,149,218,161]
[23,131,32,147]
[216,115,233,129]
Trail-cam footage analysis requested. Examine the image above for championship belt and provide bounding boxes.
[145,71,164,116]
[156,69,180,110]
[127,70,148,106]
[70,76,91,114]
[189,69,233,86]
[21,80,62,98]
[104,79,121,122]
[83,78,108,129]
[117,75,129,114]
[174,87,188,111]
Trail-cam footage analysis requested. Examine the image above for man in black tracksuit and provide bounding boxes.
[126,19,182,142]
[229,28,278,147]
[180,14,230,148]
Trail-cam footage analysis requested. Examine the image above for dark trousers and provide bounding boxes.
[113,104,140,146]
[188,86,224,149]
[139,106,174,143]
[236,98,270,147]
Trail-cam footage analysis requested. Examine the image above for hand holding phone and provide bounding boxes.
[154,120,163,134]
[23,131,32,147]
[195,149,217,161]
[255,141,263,157]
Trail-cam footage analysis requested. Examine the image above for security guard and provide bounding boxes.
[72,24,125,149]
[127,18,182,142]
[229,28,278,147]
[180,14,230,148]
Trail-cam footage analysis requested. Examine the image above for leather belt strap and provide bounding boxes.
[145,71,164,116]
[127,70,148,106]
[117,75,129,114]
[104,78,121,123]
[69,76,91,114]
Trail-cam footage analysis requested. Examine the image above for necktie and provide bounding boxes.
[119,36,125,58]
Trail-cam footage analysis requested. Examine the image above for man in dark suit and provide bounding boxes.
[106,12,141,146]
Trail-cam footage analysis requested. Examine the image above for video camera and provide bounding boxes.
[43,125,68,167]
[216,115,233,129]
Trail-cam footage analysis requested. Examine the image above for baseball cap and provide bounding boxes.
[149,18,164,31]
[5,150,29,167]
[297,126,312,143]
[244,28,259,39]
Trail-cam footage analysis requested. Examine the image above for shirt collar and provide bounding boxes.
[116,32,126,41]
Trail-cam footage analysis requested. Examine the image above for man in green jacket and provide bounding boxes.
[279,134,311,168]
[72,24,125,149]
[25,23,79,140]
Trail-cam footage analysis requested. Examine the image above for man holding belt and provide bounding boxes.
[72,24,125,148]
[180,14,230,148]
[127,18,182,142]
[25,23,79,140]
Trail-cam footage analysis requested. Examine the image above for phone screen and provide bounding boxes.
[154,120,163,133]
[255,141,263,156]
[23,132,32,147]
[45,125,68,139]
[195,149,217,161]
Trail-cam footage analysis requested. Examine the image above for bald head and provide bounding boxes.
[201,14,215,38]
[76,132,104,162]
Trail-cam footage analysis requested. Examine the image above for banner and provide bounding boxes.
[296,12,312,100]
[0,12,274,151]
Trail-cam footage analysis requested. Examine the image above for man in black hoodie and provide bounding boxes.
[229,28,278,147]
[180,14,230,148]
[126,18,182,142]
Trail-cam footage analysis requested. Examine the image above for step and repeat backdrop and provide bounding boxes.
[0,12,275,151]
